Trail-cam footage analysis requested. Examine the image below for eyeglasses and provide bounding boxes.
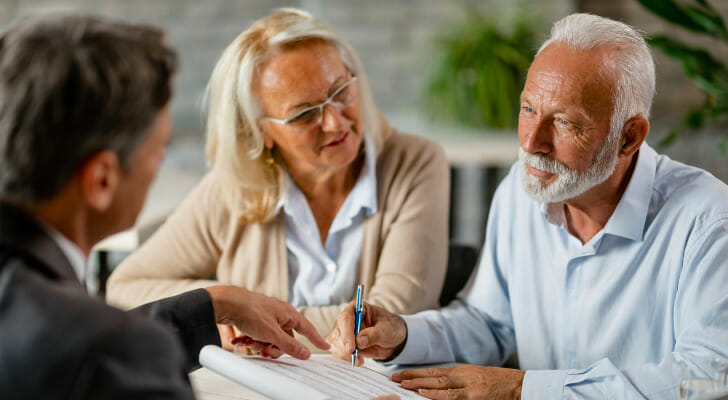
[261,76,357,134]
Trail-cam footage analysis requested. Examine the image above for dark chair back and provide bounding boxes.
[439,243,479,307]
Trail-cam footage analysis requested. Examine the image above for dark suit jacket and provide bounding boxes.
[0,203,221,399]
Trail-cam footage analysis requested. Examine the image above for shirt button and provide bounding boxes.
[326,262,336,273]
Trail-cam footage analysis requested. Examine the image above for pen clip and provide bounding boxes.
[355,284,363,312]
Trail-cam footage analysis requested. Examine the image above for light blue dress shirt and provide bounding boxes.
[392,144,728,399]
[282,137,377,307]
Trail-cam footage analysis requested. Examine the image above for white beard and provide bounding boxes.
[519,133,621,203]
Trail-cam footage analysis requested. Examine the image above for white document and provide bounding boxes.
[199,345,425,400]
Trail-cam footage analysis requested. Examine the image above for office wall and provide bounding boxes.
[0,0,572,139]
[2,0,726,248]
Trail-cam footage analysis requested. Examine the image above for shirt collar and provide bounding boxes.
[541,143,656,242]
[602,143,656,241]
[280,135,378,221]
[41,223,87,284]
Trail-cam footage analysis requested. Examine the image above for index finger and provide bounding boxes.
[339,299,359,340]
[290,311,330,351]
[267,326,313,360]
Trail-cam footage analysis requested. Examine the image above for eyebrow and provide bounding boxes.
[285,75,347,113]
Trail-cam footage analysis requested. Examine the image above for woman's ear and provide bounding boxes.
[77,150,120,212]
[259,123,275,149]
[620,115,649,157]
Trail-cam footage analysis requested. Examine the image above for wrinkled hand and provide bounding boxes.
[327,301,407,366]
[206,286,329,359]
[392,365,525,400]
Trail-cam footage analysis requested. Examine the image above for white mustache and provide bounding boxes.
[518,148,571,175]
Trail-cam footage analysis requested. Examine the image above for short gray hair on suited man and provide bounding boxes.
[0,14,177,202]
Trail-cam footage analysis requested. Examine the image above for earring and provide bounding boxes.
[265,148,275,171]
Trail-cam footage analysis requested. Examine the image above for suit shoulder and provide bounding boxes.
[0,262,186,398]
[2,259,179,348]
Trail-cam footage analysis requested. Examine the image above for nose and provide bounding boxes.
[520,118,552,155]
[319,103,345,132]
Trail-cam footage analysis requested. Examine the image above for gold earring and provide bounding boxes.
[265,148,275,171]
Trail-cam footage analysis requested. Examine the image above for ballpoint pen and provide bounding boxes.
[352,284,364,367]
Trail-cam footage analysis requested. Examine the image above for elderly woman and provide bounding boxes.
[107,8,449,350]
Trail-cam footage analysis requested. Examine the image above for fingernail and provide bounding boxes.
[299,348,310,359]
[345,340,352,352]
[357,335,368,347]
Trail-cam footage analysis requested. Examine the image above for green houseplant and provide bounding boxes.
[422,10,539,129]
[636,0,728,150]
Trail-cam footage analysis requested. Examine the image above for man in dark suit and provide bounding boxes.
[0,14,329,399]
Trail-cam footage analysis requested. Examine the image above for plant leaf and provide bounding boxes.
[719,136,728,154]
[657,128,680,149]
[636,0,728,41]
[422,8,537,128]
[656,108,710,149]
[648,36,728,97]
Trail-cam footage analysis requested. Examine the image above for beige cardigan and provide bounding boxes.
[107,119,450,343]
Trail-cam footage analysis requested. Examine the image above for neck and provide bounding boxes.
[286,153,365,245]
[563,153,638,244]
[288,154,364,201]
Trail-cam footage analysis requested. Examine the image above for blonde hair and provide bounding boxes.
[204,8,381,223]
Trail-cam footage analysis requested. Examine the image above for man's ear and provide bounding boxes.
[620,115,649,157]
[78,151,120,212]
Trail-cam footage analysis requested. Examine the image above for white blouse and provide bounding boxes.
[280,137,377,307]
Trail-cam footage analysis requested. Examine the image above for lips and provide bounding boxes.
[325,131,349,147]
[526,163,553,178]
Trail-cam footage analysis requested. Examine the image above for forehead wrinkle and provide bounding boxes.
[525,46,614,123]
[255,43,347,115]
[524,70,584,117]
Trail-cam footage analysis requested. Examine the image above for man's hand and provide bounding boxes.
[392,365,525,400]
[205,286,329,359]
[327,301,407,366]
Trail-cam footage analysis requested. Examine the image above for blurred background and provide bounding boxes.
[1,0,726,289]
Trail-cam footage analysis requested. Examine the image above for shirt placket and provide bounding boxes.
[563,257,580,369]
[564,238,596,369]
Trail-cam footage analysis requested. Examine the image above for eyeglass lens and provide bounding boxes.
[286,78,356,133]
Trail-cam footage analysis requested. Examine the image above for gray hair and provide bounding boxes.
[538,13,655,138]
[0,14,177,202]
[204,8,381,223]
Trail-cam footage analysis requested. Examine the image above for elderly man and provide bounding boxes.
[0,15,328,399]
[327,13,728,399]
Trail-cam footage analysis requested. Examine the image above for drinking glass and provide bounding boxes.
[679,359,728,400]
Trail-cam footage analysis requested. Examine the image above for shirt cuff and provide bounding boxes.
[381,314,432,365]
[522,370,567,400]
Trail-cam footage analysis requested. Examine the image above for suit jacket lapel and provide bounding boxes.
[0,202,83,290]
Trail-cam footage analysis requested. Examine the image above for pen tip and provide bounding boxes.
[351,355,355,367]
